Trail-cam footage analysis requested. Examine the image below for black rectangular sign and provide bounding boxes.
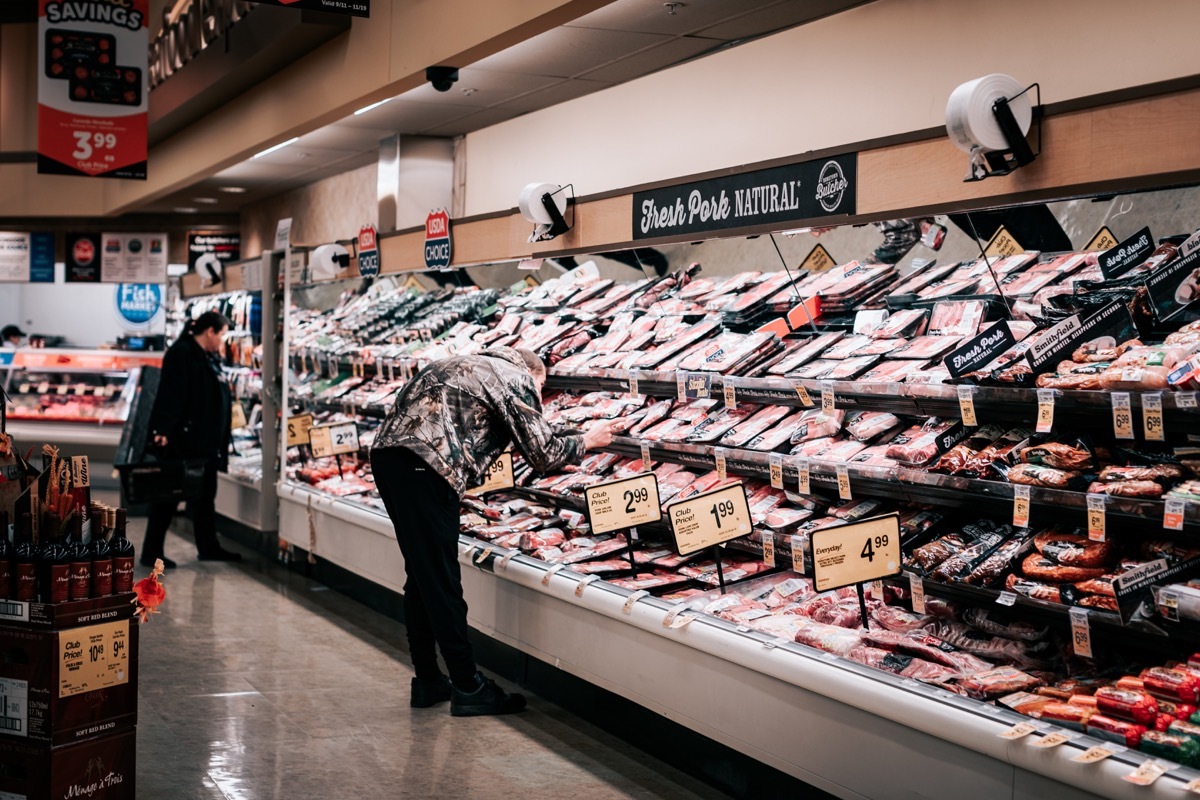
[1098,226,1153,279]
[943,321,1016,379]
[1145,247,1200,322]
[1024,300,1138,375]
[633,154,856,240]
[254,0,369,16]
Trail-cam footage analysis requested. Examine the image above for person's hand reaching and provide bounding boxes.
[582,421,615,451]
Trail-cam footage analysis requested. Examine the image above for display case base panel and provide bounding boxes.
[278,488,1148,800]
[215,472,274,532]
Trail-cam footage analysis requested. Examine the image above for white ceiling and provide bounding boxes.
[146,0,873,215]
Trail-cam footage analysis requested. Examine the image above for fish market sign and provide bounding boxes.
[633,153,856,240]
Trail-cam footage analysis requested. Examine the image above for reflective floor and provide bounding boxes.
[124,506,729,799]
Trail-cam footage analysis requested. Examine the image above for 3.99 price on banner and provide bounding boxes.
[37,0,149,179]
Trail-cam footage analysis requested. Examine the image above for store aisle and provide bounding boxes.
[125,513,732,800]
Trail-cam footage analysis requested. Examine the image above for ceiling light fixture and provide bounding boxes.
[252,137,299,159]
[354,97,393,116]
[218,186,247,194]
[174,207,199,214]
[461,87,478,97]
[193,197,219,204]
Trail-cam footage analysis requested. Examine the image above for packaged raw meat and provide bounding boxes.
[792,621,864,656]
[685,405,761,443]
[930,424,1005,474]
[963,529,1035,587]
[789,409,845,444]
[1099,365,1171,391]
[744,416,807,451]
[1084,715,1148,748]
[858,360,920,383]
[961,608,1049,642]
[909,533,968,572]
[999,691,1058,717]
[1033,530,1115,568]
[956,666,1042,699]
[927,621,1054,669]
[1140,731,1200,768]
[1169,719,1200,743]
[961,428,1031,479]
[845,411,902,442]
[847,646,958,684]
[720,405,796,448]
[823,336,874,360]
[1004,574,1062,603]
[1005,463,1082,489]
[889,336,963,361]
[764,506,814,530]
[930,527,1010,582]
[1095,686,1160,725]
[1021,553,1106,583]
[1019,441,1094,471]
[929,300,986,338]
[1097,464,1186,484]
[862,629,993,675]
[1038,701,1095,731]
[1142,667,1200,704]
[1086,480,1164,498]
[883,419,956,466]
[870,308,929,339]
[871,605,933,632]
[768,332,847,375]
[888,261,959,297]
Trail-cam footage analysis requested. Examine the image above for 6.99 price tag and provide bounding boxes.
[1086,494,1106,542]
[1069,607,1093,659]
[1112,392,1133,439]
[1142,392,1165,441]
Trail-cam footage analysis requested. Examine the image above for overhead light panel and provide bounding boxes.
[252,137,299,159]
[218,186,247,194]
[354,98,393,116]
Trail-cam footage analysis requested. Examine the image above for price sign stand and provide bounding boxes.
[711,545,728,594]
[810,513,902,629]
[583,472,662,580]
[665,483,754,596]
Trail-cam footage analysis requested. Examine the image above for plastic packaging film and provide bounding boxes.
[945,73,1031,154]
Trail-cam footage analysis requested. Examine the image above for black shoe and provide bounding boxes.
[450,674,526,717]
[140,555,177,569]
[197,549,242,562]
[410,675,452,708]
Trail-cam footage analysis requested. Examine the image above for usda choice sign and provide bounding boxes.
[424,209,452,270]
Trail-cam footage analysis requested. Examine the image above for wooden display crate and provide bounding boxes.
[0,728,134,800]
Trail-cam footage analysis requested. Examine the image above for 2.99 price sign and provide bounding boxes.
[810,513,901,592]
[308,422,359,458]
[584,473,662,535]
[665,482,752,556]
[37,0,149,179]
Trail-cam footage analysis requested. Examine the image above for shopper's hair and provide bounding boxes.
[513,348,546,380]
[187,310,231,336]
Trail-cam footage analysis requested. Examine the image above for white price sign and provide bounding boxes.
[629,370,641,397]
[1086,494,1106,542]
[1013,485,1031,529]
[768,453,784,490]
[810,513,901,592]
[1036,388,1055,434]
[836,464,852,500]
[798,459,811,496]
[640,440,652,467]
[1069,607,1092,659]
[762,532,776,567]
[308,422,360,458]
[820,382,835,415]
[1142,392,1165,441]
[957,385,977,427]
[1112,392,1133,439]
[584,473,663,535]
[666,483,753,556]
[287,413,315,447]
[909,573,927,614]
[468,452,515,495]
[791,535,805,574]
[723,379,737,409]
[714,448,728,481]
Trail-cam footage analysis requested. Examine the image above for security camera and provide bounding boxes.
[426,66,459,93]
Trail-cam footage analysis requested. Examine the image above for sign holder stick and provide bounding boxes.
[335,453,344,479]
[769,234,819,335]
[626,533,639,577]
[711,545,727,594]
[856,583,870,630]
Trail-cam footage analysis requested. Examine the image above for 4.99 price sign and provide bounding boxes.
[37,0,148,179]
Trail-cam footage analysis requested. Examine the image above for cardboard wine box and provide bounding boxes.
[0,728,134,800]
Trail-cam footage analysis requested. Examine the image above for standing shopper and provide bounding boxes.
[372,347,613,716]
[142,311,241,568]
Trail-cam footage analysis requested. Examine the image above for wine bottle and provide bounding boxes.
[13,514,36,602]
[90,507,113,598]
[68,513,91,602]
[0,511,10,599]
[39,512,69,604]
[111,508,134,594]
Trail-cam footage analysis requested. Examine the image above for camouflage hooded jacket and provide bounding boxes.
[372,348,585,495]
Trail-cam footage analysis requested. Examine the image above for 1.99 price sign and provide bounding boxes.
[665,482,752,556]
[37,0,149,179]
[810,513,901,592]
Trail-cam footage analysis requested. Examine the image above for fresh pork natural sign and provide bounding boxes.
[633,154,856,240]
[38,0,148,179]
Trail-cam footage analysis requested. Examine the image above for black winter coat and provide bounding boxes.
[149,335,231,468]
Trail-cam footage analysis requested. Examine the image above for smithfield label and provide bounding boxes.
[633,153,857,240]
[357,224,380,277]
[424,209,452,271]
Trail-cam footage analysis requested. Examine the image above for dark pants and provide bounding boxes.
[371,446,477,688]
[142,459,222,559]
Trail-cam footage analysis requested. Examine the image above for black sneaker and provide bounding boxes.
[410,676,452,708]
[450,674,527,717]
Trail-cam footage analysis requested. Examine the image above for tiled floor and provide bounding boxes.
[124,502,730,799]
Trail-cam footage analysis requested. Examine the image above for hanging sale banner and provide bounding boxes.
[37,0,149,179]
[100,233,167,283]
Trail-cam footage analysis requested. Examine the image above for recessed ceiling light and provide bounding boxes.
[218,186,247,194]
[174,207,199,214]
[193,197,219,204]
[252,137,299,159]
[354,97,393,115]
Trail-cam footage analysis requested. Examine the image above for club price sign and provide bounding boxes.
[810,513,901,592]
[37,0,149,179]
[468,452,514,495]
[308,422,359,458]
[584,473,662,535]
[666,483,752,556]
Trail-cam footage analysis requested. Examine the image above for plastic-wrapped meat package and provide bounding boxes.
[675,277,719,301]
[639,417,693,442]
[748,489,785,524]
[930,424,1006,474]
[657,470,700,503]
[789,409,846,444]
[745,614,812,640]
[1003,574,1062,602]
[631,318,723,369]
[871,605,934,632]
[566,557,634,575]
[904,365,952,385]
[847,646,958,683]
[961,608,1049,642]
[719,272,796,313]
[578,284,641,315]
[1019,442,1094,471]
[852,338,910,357]
[673,399,722,425]
[926,621,1049,668]
[998,270,1061,298]
[1087,480,1164,498]
[883,418,955,466]
[889,335,963,361]
[761,577,815,608]
[863,629,994,675]
[792,621,866,656]
[825,355,883,380]
[858,360,920,383]
[897,509,943,539]
[956,666,1043,699]
[767,331,846,375]
[929,300,986,338]
[1027,252,1089,274]
[791,359,840,380]
[1035,361,1109,390]
[1099,364,1171,391]
[845,411,901,442]
[764,506,814,530]
[744,413,808,451]
[823,335,873,360]
[558,534,628,564]
[960,427,1031,479]
[888,261,960,297]
[518,529,566,551]
[684,405,761,444]
[720,405,795,448]
[829,499,884,521]
[677,332,779,374]
[930,527,1009,583]
[870,308,929,339]
[963,528,1035,587]
[609,570,693,592]
[909,533,969,572]
[674,470,735,502]
[810,596,872,628]
[918,277,980,299]
[811,439,869,463]
[625,399,674,437]
[1007,464,1082,489]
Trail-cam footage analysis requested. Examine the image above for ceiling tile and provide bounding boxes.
[470,26,675,79]
[419,106,530,137]
[499,78,614,115]
[401,68,567,108]
[338,98,481,133]
[695,0,871,40]
[577,35,724,83]
[567,0,779,36]
[298,125,396,151]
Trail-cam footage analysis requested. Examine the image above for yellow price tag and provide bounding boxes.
[798,460,811,496]
[762,533,776,568]
[794,383,813,407]
[1143,392,1164,441]
[909,573,926,614]
[714,448,727,481]
[640,440,652,468]
[1070,607,1093,659]
[1086,494,1106,542]
[768,453,784,490]
[1036,388,1055,434]
[287,414,315,447]
[1073,746,1116,764]
[1112,392,1133,440]
[957,385,977,427]
[230,401,248,430]
[1031,731,1072,749]
[998,721,1038,740]
[1084,226,1119,252]
[836,464,851,500]
[1013,485,1031,529]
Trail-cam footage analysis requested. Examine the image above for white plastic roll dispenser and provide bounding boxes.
[518,182,571,242]
[945,74,1035,181]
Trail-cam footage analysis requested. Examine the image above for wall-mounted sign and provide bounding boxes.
[101,233,167,283]
[357,225,380,277]
[424,209,452,271]
[113,283,162,329]
[633,153,856,240]
[65,232,101,282]
[187,231,240,280]
[37,0,149,179]
[255,0,369,16]
[0,232,55,283]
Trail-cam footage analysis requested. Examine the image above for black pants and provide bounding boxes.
[371,446,476,688]
[142,459,222,559]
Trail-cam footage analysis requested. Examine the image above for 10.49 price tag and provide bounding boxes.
[584,473,663,535]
